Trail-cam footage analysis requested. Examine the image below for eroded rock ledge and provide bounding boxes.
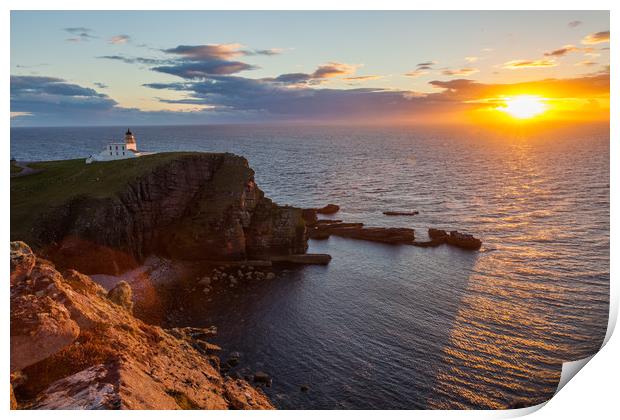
[10,241,273,410]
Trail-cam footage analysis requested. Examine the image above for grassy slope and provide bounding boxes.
[10,152,218,242]
[10,162,23,174]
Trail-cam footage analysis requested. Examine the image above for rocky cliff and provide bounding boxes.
[12,153,307,274]
[10,241,273,410]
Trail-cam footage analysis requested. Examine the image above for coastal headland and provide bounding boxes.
[10,151,482,409]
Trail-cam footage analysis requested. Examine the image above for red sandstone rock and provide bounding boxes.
[10,242,274,410]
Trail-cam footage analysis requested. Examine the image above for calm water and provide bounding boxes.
[10,125,610,409]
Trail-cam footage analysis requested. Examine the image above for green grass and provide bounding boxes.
[10,152,222,243]
[10,162,23,174]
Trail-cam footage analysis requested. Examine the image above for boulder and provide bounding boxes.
[316,204,340,214]
[224,378,274,410]
[10,295,80,372]
[253,371,271,384]
[10,241,36,285]
[426,228,482,250]
[10,244,80,372]
[447,230,483,250]
[107,281,134,313]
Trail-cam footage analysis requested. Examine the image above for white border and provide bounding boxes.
[4,1,617,419]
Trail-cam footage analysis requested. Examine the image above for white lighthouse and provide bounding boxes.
[85,129,151,164]
[124,129,137,152]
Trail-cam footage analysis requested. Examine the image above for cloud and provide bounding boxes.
[11,76,117,118]
[270,62,358,85]
[544,45,580,57]
[244,48,284,56]
[404,69,428,78]
[576,60,598,66]
[99,43,284,80]
[64,27,96,42]
[98,55,169,66]
[11,112,32,119]
[502,59,557,69]
[11,70,609,126]
[163,44,245,60]
[109,34,131,45]
[343,75,382,81]
[581,31,610,45]
[428,71,609,101]
[153,61,257,78]
[441,68,479,76]
[15,63,48,69]
[149,43,282,78]
[311,62,357,78]
[465,56,479,63]
[568,20,582,28]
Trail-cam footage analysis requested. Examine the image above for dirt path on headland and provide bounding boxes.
[11,161,43,178]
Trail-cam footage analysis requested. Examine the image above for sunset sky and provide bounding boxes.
[10,11,610,126]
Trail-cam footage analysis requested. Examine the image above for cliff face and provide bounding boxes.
[26,153,306,274]
[10,241,273,410]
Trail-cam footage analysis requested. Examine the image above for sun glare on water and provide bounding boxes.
[499,95,547,119]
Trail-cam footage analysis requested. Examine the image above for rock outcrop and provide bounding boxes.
[427,228,482,250]
[383,211,419,216]
[307,220,482,250]
[23,153,307,274]
[308,221,416,244]
[10,242,273,410]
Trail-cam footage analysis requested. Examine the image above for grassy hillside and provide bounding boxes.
[10,162,23,174]
[10,152,217,242]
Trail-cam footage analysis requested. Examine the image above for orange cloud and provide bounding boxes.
[404,69,428,78]
[109,34,130,45]
[441,68,479,76]
[544,45,580,57]
[502,59,556,69]
[428,70,609,123]
[582,31,610,45]
[576,60,598,66]
[312,62,357,79]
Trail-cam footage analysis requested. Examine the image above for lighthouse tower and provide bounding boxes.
[125,129,137,151]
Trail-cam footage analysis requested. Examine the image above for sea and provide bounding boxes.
[10,124,610,409]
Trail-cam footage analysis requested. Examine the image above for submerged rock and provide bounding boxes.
[383,210,419,216]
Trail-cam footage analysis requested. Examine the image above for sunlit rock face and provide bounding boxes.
[10,242,274,410]
[31,153,307,274]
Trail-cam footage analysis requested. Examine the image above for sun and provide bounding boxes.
[499,95,547,119]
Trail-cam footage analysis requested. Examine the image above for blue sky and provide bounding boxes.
[10,11,610,126]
